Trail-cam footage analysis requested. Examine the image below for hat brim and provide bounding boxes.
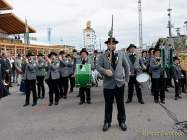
[80,51,89,55]
[105,40,119,44]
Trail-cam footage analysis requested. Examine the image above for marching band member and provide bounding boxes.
[77,48,92,105]
[97,37,130,132]
[45,52,60,106]
[23,52,37,107]
[139,50,148,72]
[59,51,72,99]
[150,48,166,104]
[70,49,78,94]
[36,53,46,99]
[15,54,22,86]
[67,54,75,93]
[172,56,184,100]
[126,44,144,104]
[0,52,12,91]
[147,48,155,96]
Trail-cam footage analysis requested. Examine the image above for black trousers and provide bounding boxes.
[174,80,182,97]
[79,87,91,102]
[46,78,59,104]
[37,76,45,98]
[128,76,143,101]
[25,80,37,104]
[104,85,126,124]
[152,78,165,101]
[181,70,186,92]
[69,74,75,91]
[59,77,69,97]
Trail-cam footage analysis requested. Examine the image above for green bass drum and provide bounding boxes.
[75,64,92,87]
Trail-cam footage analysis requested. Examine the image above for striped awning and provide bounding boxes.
[0,13,36,34]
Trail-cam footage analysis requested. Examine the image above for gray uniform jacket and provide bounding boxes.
[97,50,130,89]
[14,59,22,70]
[23,61,37,80]
[126,53,142,76]
[59,59,73,78]
[36,59,46,77]
[172,64,184,81]
[46,60,60,80]
[150,57,167,79]
[0,63,2,80]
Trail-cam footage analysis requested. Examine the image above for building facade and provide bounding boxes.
[83,21,96,53]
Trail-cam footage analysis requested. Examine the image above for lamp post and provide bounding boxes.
[138,0,143,48]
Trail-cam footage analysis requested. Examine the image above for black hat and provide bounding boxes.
[37,52,44,57]
[80,48,89,55]
[72,49,77,53]
[59,51,65,55]
[94,50,98,54]
[148,48,154,54]
[105,37,119,44]
[66,54,71,57]
[127,44,137,51]
[173,56,180,61]
[48,52,57,58]
[26,52,34,57]
[17,54,21,57]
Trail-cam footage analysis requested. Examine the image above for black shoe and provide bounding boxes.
[87,101,91,104]
[38,96,41,99]
[126,99,132,104]
[48,103,53,106]
[103,123,111,132]
[79,101,84,105]
[154,100,159,103]
[32,103,37,106]
[41,96,45,99]
[23,103,29,107]
[182,90,186,93]
[138,100,144,104]
[63,96,67,99]
[178,96,182,99]
[175,97,178,100]
[55,102,59,105]
[160,101,165,104]
[119,123,127,131]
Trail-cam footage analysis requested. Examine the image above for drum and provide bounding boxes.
[75,64,92,87]
[136,73,150,83]
[136,73,151,90]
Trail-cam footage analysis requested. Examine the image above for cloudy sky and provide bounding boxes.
[7,0,187,49]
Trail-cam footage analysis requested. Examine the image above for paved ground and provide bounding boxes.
[0,82,187,140]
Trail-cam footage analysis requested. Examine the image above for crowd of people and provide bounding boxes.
[0,37,186,132]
